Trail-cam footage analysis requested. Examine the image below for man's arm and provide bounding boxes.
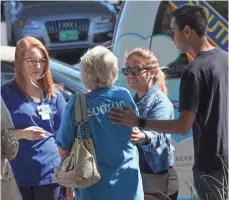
[144,110,196,135]
[145,71,200,135]
[109,107,196,136]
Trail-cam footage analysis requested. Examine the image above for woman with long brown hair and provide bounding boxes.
[1,37,66,200]
[110,47,179,200]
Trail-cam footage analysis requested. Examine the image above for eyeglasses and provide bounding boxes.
[24,58,47,67]
[121,66,154,76]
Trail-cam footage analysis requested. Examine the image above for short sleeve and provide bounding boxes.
[125,89,139,115]
[179,71,201,113]
[55,95,77,150]
[53,90,67,132]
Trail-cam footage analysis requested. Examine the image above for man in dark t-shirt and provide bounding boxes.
[179,48,228,200]
[179,48,228,172]
[109,4,228,200]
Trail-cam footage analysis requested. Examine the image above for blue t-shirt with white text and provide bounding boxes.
[56,86,144,200]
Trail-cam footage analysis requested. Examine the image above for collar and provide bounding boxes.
[10,80,47,104]
[134,83,160,103]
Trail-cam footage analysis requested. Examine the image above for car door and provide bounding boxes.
[1,60,15,85]
[1,58,84,101]
[49,59,85,101]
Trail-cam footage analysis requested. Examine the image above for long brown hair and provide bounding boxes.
[125,48,168,95]
[15,37,55,100]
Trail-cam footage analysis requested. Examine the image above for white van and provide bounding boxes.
[112,1,228,199]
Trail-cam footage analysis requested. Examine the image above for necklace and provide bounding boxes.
[30,96,41,102]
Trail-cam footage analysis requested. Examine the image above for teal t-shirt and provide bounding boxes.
[56,86,144,200]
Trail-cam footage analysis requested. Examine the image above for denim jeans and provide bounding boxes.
[193,167,228,200]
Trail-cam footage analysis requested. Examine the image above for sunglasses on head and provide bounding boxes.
[121,66,154,76]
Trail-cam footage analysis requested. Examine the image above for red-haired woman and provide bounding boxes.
[1,37,66,200]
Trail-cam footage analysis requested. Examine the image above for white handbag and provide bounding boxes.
[53,94,101,188]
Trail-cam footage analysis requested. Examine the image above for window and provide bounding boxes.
[0,59,84,101]
[153,1,189,78]
[1,61,15,85]
[49,59,85,95]
[112,1,126,49]
[208,1,228,21]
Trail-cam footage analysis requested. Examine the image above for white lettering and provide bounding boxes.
[87,101,127,117]
[119,101,125,108]
[92,107,100,115]
[87,108,94,117]
[100,105,107,114]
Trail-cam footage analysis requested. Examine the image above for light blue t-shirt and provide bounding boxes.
[56,86,144,200]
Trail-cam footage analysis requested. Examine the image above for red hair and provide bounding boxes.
[15,37,55,100]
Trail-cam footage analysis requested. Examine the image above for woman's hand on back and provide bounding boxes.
[14,126,48,140]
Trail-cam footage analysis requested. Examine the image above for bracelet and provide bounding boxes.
[138,117,147,129]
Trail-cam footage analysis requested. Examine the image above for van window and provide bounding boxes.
[153,1,228,79]
[1,61,15,85]
[112,1,125,48]
[153,1,189,78]
[207,1,228,21]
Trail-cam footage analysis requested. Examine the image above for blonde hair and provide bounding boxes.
[15,37,55,100]
[125,48,168,95]
[80,46,118,90]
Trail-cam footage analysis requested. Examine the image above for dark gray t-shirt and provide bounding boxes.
[179,48,228,173]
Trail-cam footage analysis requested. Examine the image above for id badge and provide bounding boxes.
[40,104,51,113]
[37,104,51,120]
[41,113,51,120]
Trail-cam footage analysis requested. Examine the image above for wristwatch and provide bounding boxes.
[138,117,147,129]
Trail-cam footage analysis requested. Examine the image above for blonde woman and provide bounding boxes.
[109,48,179,200]
[56,46,144,200]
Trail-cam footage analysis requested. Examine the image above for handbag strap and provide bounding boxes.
[79,95,88,123]
[74,94,90,138]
